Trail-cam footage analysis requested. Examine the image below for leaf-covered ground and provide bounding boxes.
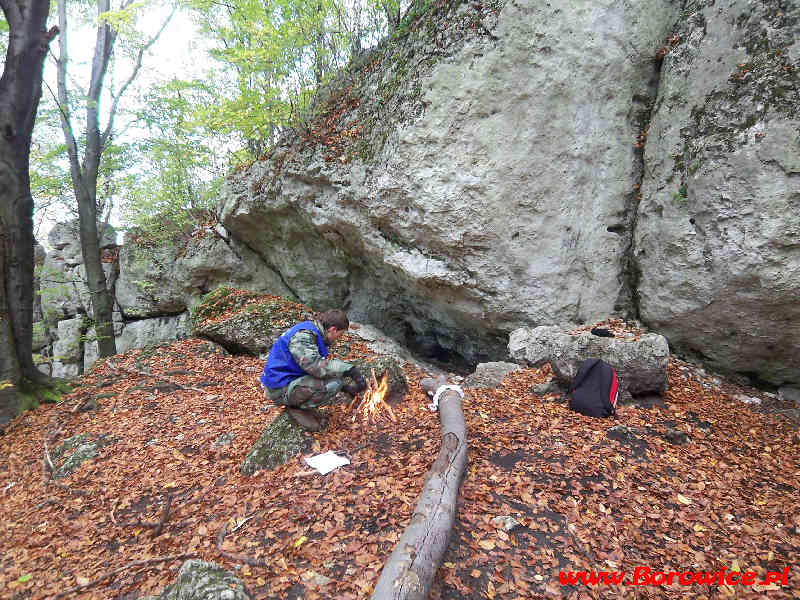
[1,333,798,599]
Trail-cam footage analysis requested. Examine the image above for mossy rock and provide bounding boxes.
[240,411,313,476]
[51,433,90,461]
[16,378,71,414]
[192,287,313,356]
[351,355,408,404]
[154,559,251,600]
[52,436,99,479]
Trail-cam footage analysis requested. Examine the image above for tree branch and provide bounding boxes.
[102,5,177,146]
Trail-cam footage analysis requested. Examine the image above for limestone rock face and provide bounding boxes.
[116,314,192,355]
[220,0,681,366]
[635,0,800,384]
[51,317,85,378]
[40,221,117,324]
[115,231,292,319]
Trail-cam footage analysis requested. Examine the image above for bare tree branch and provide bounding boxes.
[102,5,177,146]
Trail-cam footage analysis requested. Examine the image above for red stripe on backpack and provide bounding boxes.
[609,368,619,411]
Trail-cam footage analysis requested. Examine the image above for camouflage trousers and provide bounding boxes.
[264,375,344,410]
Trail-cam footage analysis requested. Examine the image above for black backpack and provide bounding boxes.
[567,358,619,418]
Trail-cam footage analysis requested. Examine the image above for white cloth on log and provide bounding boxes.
[428,385,464,412]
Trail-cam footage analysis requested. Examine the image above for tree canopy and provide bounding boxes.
[28,0,406,244]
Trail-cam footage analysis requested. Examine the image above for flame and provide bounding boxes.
[352,371,396,424]
[361,373,389,419]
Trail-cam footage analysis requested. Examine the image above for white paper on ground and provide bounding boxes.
[304,450,350,475]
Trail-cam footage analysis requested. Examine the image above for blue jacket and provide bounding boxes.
[259,321,328,389]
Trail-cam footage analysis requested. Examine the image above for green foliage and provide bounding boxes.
[184,0,405,158]
[122,79,223,246]
[0,12,8,55]
[673,183,688,204]
[17,378,73,413]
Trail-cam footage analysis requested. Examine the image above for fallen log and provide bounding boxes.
[370,378,468,600]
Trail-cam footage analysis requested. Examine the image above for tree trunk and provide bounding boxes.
[0,224,21,424]
[0,0,57,399]
[56,0,117,357]
[370,386,468,600]
[77,185,116,357]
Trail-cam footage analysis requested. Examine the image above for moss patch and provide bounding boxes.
[17,378,72,413]
[192,286,310,330]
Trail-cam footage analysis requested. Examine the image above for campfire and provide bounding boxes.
[351,369,396,424]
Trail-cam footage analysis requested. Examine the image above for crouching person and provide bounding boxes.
[259,309,367,431]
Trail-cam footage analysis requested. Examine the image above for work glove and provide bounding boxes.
[344,366,367,393]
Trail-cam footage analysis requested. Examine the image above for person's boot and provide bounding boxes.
[285,408,322,432]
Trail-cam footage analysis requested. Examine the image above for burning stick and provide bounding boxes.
[352,369,396,424]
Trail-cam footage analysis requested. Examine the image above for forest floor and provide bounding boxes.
[1,332,798,600]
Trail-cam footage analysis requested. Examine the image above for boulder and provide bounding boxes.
[148,560,251,600]
[191,287,312,355]
[241,411,313,476]
[508,325,669,396]
[779,386,800,408]
[635,0,800,385]
[116,313,192,355]
[115,242,187,318]
[463,362,521,389]
[51,434,99,479]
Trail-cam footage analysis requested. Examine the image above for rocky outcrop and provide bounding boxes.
[31,1,800,389]
[217,0,798,386]
[50,433,103,479]
[463,362,521,389]
[116,227,291,319]
[220,0,682,369]
[35,223,293,378]
[39,220,117,325]
[635,0,800,384]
